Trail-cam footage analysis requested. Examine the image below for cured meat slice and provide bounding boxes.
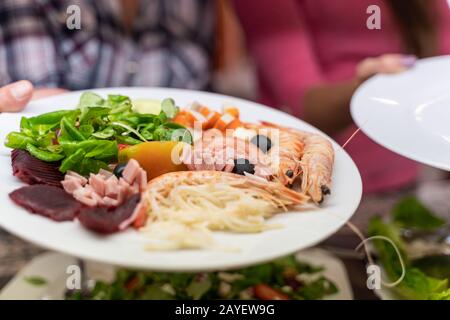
[9,185,82,221]
[11,149,64,187]
[77,194,141,234]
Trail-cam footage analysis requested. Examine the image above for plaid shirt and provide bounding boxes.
[0,0,215,90]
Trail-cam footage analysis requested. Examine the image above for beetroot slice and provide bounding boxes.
[11,149,64,187]
[77,194,141,234]
[9,185,82,221]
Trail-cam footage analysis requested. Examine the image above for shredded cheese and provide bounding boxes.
[142,181,283,250]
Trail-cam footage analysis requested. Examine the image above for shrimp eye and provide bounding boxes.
[286,169,294,178]
[250,135,272,153]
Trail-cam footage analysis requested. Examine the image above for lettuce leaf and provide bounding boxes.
[392,197,446,230]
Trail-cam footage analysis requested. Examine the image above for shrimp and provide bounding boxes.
[259,121,334,204]
[145,170,308,212]
[242,122,304,185]
[182,131,273,178]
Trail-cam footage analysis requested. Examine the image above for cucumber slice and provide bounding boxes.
[161,98,179,119]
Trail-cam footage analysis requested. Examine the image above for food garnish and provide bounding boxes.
[5,92,190,175]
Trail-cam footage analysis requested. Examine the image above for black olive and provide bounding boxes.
[250,135,272,153]
[321,185,331,195]
[232,158,255,175]
[286,169,294,178]
[113,162,127,178]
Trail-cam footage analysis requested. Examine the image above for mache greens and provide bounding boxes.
[4,92,191,175]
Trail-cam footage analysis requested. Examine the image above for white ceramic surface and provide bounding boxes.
[351,55,450,171]
[0,88,362,271]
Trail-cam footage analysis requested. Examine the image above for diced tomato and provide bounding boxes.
[253,284,290,300]
[118,144,129,151]
[125,276,140,292]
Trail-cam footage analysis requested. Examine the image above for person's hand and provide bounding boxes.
[0,80,67,112]
[356,54,417,83]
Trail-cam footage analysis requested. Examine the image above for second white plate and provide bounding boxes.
[351,55,450,171]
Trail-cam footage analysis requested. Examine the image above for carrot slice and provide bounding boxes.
[173,111,192,127]
[202,111,221,130]
[223,106,240,118]
[225,117,241,130]
[197,105,213,117]
[213,113,235,131]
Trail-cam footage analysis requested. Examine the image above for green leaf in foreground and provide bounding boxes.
[161,98,179,119]
[186,275,212,300]
[77,92,104,109]
[91,127,115,139]
[368,216,449,300]
[59,149,85,173]
[4,132,34,149]
[28,110,77,126]
[4,92,189,176]
[26,143,64,162]
[60,117,85,141]
[392,196,446,230]
[24,276,47,286]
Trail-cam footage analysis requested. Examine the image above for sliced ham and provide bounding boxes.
[11,149,64,187]
[9,185,82,221]
[62,160,147,207]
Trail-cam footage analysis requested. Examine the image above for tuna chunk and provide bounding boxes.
[9,185,82,221]
[11,149,64,187]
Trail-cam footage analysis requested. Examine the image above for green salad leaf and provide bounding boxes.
[392,196,446,230]
[77,92,104,108]
[24,276,48,286]
[368,197,450,300]
[66,256,338,300]
[4,92,190,175]
[161,98,179,119]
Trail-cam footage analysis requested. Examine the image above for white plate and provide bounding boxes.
[351,55,450,171]
[0,249,353,300]
[0,88,362,272]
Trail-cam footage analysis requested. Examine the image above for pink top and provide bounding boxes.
[233,0,450,193]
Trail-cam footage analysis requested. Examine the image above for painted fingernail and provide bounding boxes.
[400,55,417,67]
[10,81,32,100]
